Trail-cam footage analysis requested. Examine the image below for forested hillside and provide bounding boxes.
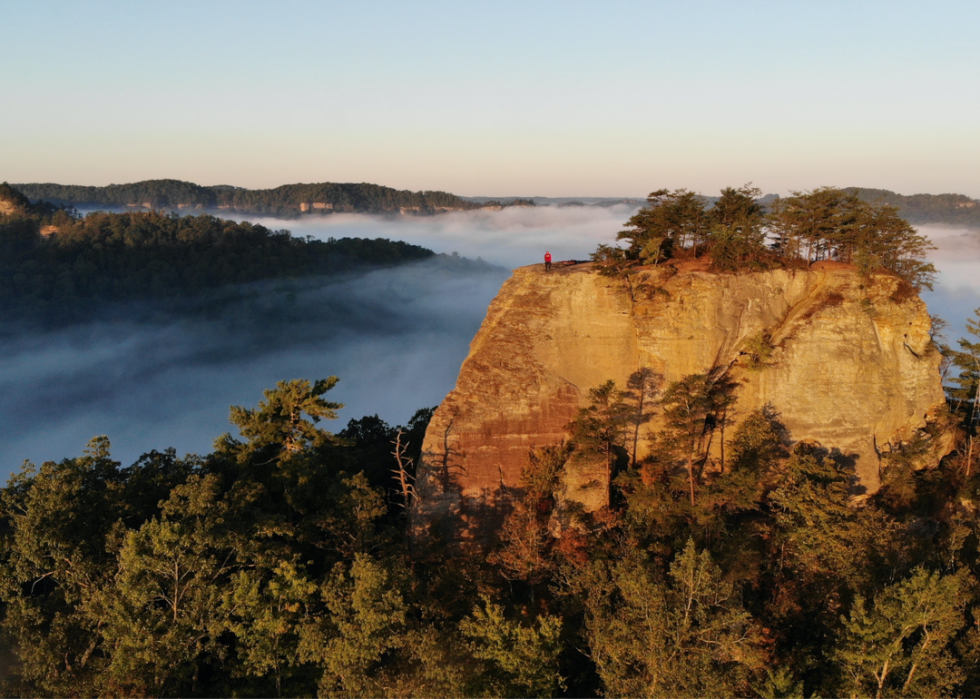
[12,179,483,217]
[12,179,980,226]
[0,185,435,325]
[849,187,980,227]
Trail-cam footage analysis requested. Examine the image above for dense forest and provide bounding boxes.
[0,304,978,697]
[0,184,436,325]
[595,185,938,290]
[11,180,487,217]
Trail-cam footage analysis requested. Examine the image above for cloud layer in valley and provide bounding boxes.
[0,257,508,477]
[270,211,980,339]
[245,204,638,270]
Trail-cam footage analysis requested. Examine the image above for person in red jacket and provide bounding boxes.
[544,251,552,272]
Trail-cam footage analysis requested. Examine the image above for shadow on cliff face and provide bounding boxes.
[0,257,509,478]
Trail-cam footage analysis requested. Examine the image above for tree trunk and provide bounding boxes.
[719,410,727,474]
[631,388,645,469]
[391,431,414,508]
[968,364,980,478]
[688,444,698,507]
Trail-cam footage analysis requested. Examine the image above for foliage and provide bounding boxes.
[597,184,937,290]
[459,596,564,697]
[658,370,739,506]
[488,444,571,585]
[584,541,765,697]
[948,308,980,477]
[615,188,708,263]
[708,185,774,272]
[835,568,968,698]
[743,330,776,371]
[0,191,436,325]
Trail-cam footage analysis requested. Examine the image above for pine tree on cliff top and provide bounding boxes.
[599,185,936,289]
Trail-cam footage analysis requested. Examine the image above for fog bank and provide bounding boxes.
[0,258,508,476]
[243,204,640,270]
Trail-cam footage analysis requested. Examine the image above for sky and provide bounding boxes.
[2,0,979,197]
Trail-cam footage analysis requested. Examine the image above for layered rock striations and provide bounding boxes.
[410,261,947,541]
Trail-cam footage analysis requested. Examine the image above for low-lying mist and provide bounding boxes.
[259,212,980,340]
[0,256,508,477]
[243,204,640,269]
[2,208,978,481]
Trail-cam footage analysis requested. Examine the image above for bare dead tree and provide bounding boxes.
[391,429,416,509]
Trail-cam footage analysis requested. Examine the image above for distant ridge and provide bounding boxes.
[846,187,980,228]
[11,179,488,218]
[10,180,980,227]
[469,188,980,227]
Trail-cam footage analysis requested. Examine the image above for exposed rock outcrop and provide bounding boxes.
[410,261,948,542]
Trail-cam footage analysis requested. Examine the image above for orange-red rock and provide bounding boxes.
[410,262,948,541]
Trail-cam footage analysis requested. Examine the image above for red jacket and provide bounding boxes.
[544,253,552,262]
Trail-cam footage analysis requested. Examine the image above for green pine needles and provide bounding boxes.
[597,185,937,290]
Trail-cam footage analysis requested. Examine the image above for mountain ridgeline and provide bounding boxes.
[11,178,980,227]
[10,179,527,217]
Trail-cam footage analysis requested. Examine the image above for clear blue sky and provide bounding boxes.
[2,0,978,197]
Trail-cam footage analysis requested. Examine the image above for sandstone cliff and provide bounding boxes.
[410,261,948,541]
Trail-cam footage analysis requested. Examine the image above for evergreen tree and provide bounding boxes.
[950,308,980,474]
[584,540,765,697]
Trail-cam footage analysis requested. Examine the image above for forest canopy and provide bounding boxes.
[0,192,436,325]
[595,185,937,289]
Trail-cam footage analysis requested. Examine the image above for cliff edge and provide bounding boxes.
[410,261,948,542]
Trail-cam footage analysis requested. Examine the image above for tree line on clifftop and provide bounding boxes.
[0,307,979,697]
[593,185,937,290]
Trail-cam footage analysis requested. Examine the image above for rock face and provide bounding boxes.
[410,261,947,542]
[0,197,24,217]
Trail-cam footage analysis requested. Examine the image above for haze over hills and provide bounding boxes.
[13,179,980,229]
[11,180,508,218]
